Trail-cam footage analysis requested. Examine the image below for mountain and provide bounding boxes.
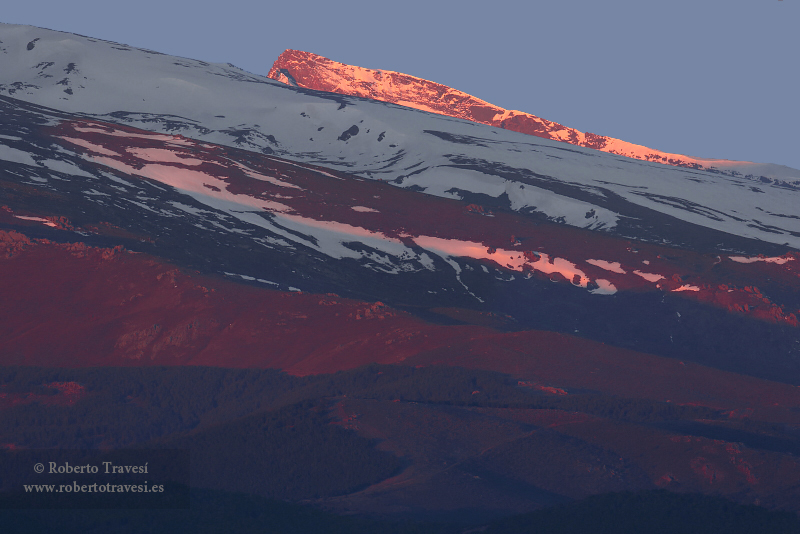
[1,22,800,530]
[2,24,800,253]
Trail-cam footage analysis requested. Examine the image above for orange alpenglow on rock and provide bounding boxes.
[267,50,769,175]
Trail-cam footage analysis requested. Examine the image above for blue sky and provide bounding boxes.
[4,0,798,170]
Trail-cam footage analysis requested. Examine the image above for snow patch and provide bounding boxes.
[126,147,204,166]
[729,256,793,265]
[57,136,119,156]
[233,162,304,190]
[586,259,626,274]
[633,270,665,283]
[589,279,617,295]
[0,144,38,166]
[672,285,701,292]
[14,215,57,227]
[40,158,94,176]
[412,235,612,293]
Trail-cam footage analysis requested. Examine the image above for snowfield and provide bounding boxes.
[1,22,799,252]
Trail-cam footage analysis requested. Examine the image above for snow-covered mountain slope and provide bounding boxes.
[2,94,799,384]
[267,49,800,185]
[1,23,799,252]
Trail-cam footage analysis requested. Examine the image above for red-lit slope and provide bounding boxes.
[6,230,800,514]
[322,399,800,516]
[2,230,800,426]
[267,50,780,176]
[0,381,85,409]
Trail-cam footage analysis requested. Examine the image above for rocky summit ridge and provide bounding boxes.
[268,49,800,184]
